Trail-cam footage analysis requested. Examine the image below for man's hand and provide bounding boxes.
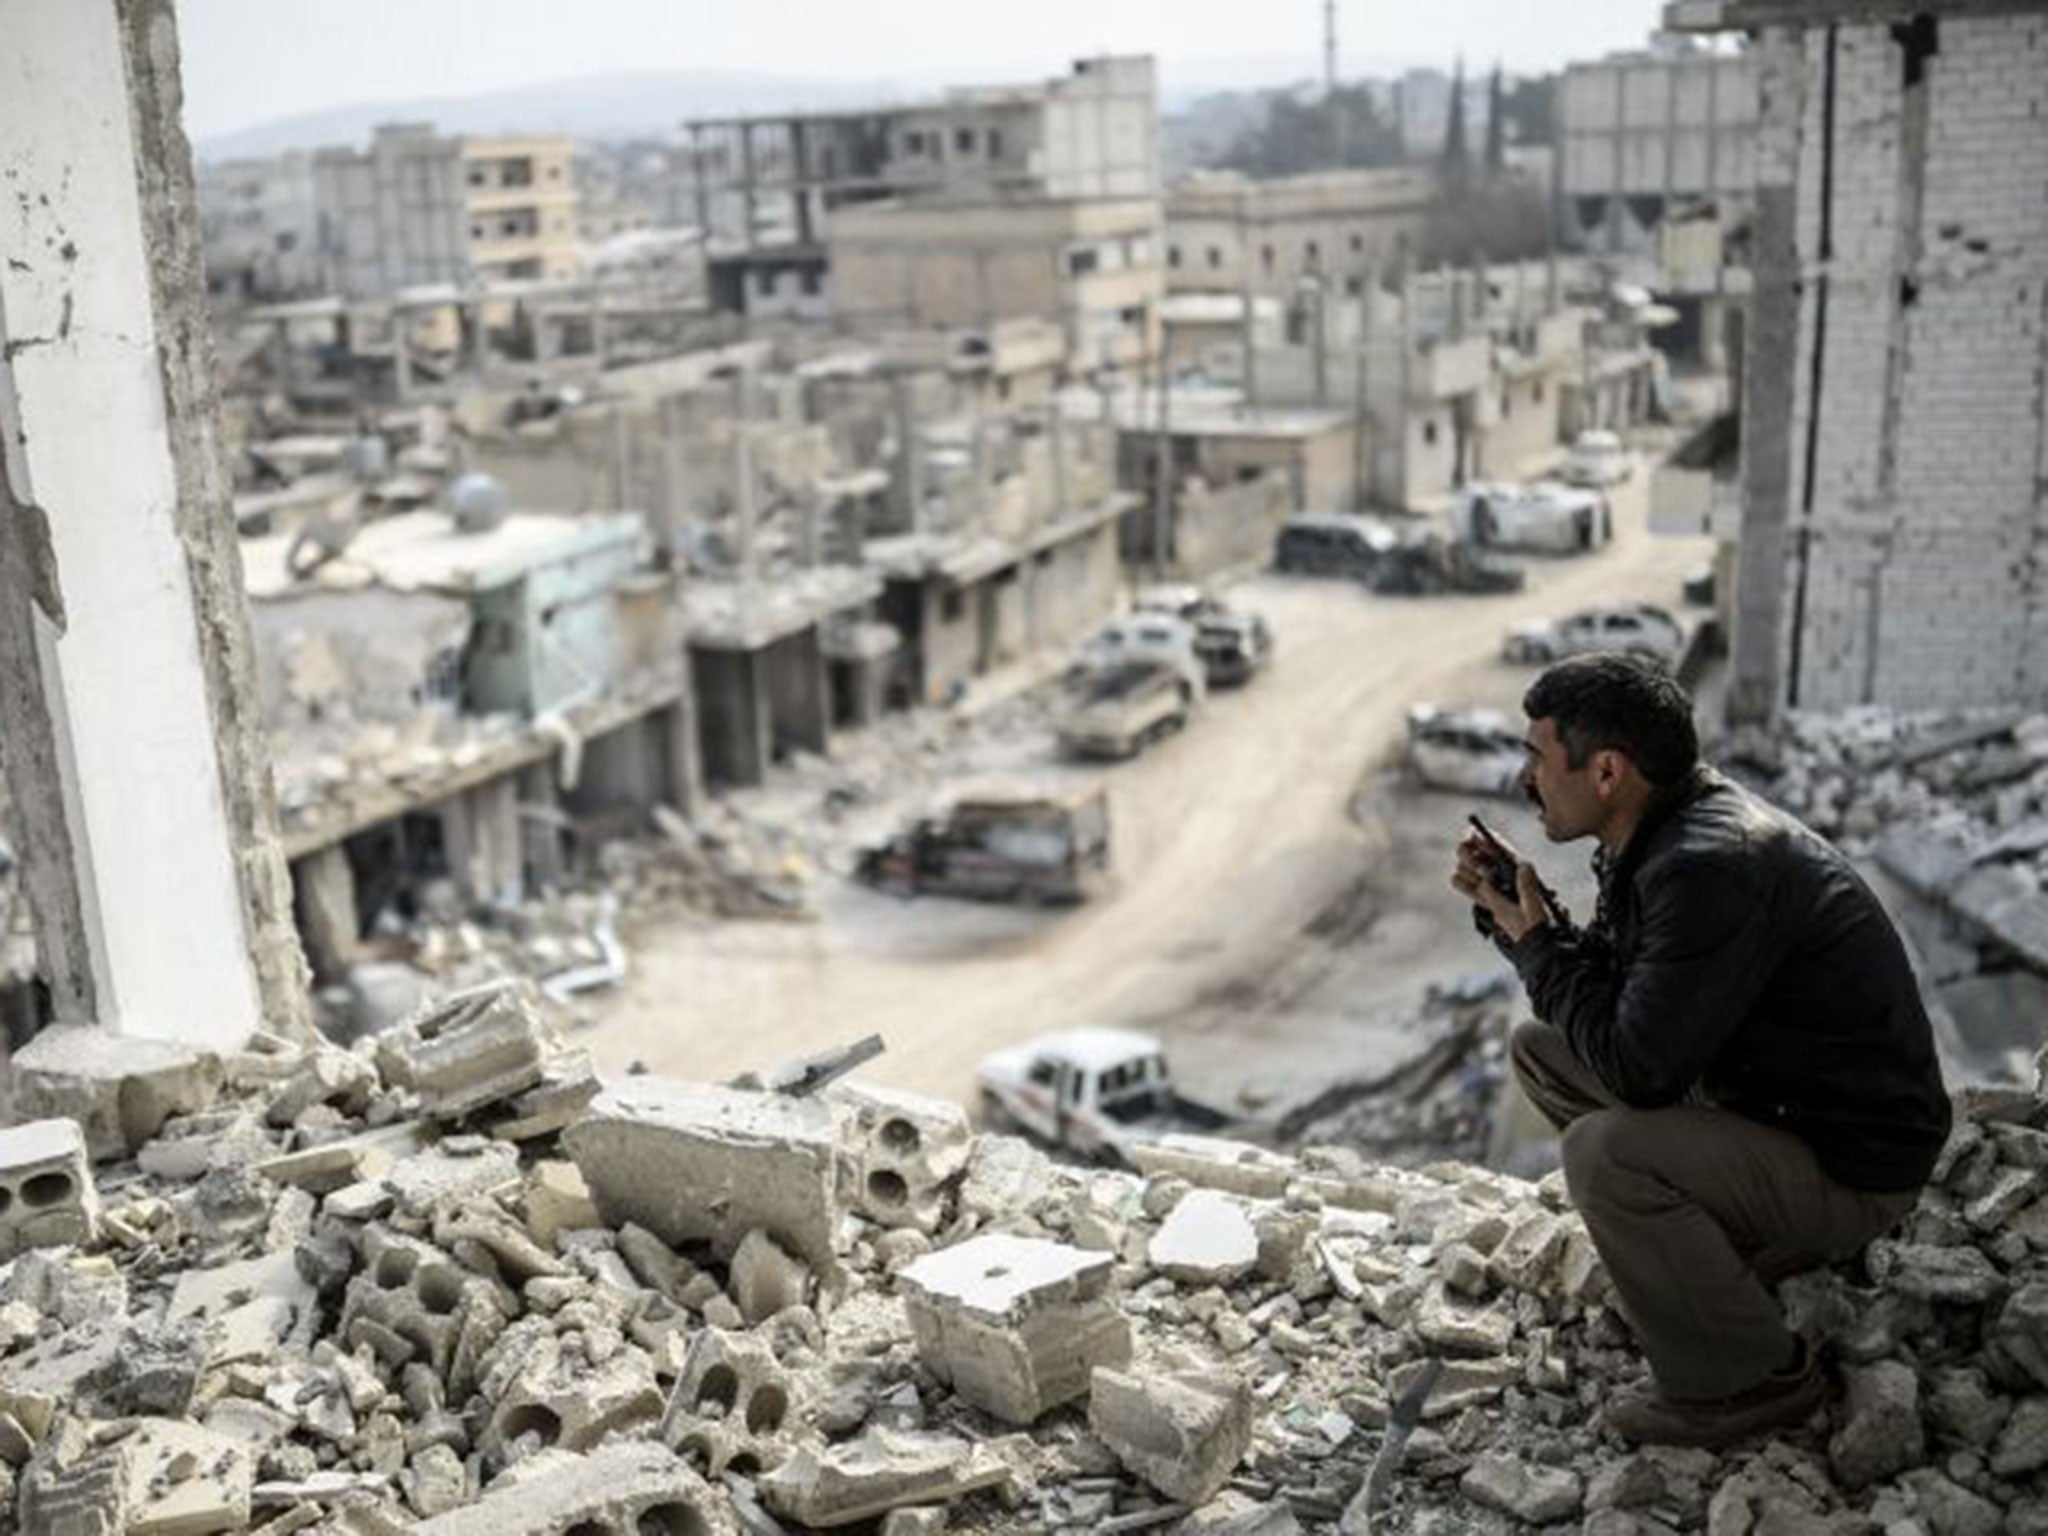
[1451,827,1552,945]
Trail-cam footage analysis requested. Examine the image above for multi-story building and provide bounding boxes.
[197,152,320,301]
[310,123,472,299]
[1665,0,2048,715]
[463,136,582,283]
[1558,39,1760,254]
[686,56,1160,319]
[1163,167,1436,303]
[828,196,1162,371]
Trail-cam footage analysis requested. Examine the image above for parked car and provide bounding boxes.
[1682,563,1717,607]
[978,1027,1234,1165]
[1133,585,1274,686]
[1368,532,1527,596]
[1274,513,1400,578]
[854,782,1110,905]
[1056,662,1195,760]
[1501,603,1685,666]
[1560,429,1633,488]
[1405,704,1528,798]
[1075,613,1207,699]
[1450,481,1611,555]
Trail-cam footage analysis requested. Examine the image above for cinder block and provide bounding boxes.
[376,979,549,1121]
[830,1080,972,1235]
[0,1119,98,1260]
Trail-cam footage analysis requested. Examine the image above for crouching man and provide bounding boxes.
[1451,654,1950,1447]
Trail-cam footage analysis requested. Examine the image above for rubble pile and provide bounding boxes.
[1720,708,2048,1081]
[1273,979,1516,1169]
[7,1001,2048,1534]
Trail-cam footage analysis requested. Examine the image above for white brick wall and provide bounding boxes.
[1763,12,2048,711]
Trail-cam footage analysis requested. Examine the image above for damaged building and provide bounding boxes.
[1667,0,2048,716]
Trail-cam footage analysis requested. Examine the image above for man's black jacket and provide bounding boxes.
[1504,766,1951,1192]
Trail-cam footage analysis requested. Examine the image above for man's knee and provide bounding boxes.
[1560,1107,1647,1210]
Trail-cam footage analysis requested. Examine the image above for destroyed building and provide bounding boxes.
[1668,0,2048,717]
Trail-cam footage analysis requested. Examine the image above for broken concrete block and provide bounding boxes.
[1148,1188,1259,1285]
[1867,1240,2006,1304]
[0,1118,99,1260]
[759,1427,1008,1528]
[20,1416,253,1536]
[1412,1282,1516,1356]
[9,1025,224,1161]
[1829,1359,1925,1488]
[477,1330,663,1465]
[523,1158,600,1246]
[340,1226,507,1397]
[1992,1281,2048,1390]
[1131,1134,1298,1200]
[566,1077,842,1281]
[957,1133,1052,1226]
[167,1253,313,1368]
[481,1051,600,1142]
[376,979,550,1121]
[386,1137,521,1216]
[414,1443,733,1536]
[831,1080,972,1234]
[661,1327,801,1477]
[730,1227,812,1324]
[898,1233,1132,1424]
[1088,1366,1251,1505]
[1461,1453,1582,1524]
[1490,1206,1569,1291]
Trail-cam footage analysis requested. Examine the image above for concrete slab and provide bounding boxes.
[566,1078,842,1281]
[9,1026,224,1160]
[414,1443,733,1536]
[760,1428,1008,1528]
[898,1233,1131,1423]
[1148,1189,1259,1285]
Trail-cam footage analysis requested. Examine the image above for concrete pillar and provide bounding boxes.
[470,776,523,907]
[659,394,688,565]
[656,700,704,816]
[765,630,830,760]
[0,0,311,1048]
[690,647,770,788]
[516,762,567,891]
[391,308,412,402]
[291,845,359,986]
[890,372,925,536]
[437,794,476,903]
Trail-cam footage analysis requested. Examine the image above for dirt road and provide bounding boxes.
[585,467,1712,1109]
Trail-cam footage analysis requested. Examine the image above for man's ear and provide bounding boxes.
[1592,747,1628,799]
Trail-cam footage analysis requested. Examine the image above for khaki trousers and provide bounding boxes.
[1511,1020,1918,1401]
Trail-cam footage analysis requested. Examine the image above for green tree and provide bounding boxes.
[1485,64,1507,176]
[1440,60,1470,190]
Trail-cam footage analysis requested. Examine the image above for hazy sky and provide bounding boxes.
[178,0,1669,138]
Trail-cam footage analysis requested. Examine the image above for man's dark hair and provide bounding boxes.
[1522,653,1699,787]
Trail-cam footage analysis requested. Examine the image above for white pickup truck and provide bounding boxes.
[977,1027,1233,1165]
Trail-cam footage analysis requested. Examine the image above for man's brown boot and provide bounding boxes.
[1601,1337,1827,1449]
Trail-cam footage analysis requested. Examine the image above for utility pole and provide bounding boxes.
[1152,327,1175,580]
[1238,195,1259,419]
[1324,0,1344,163]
